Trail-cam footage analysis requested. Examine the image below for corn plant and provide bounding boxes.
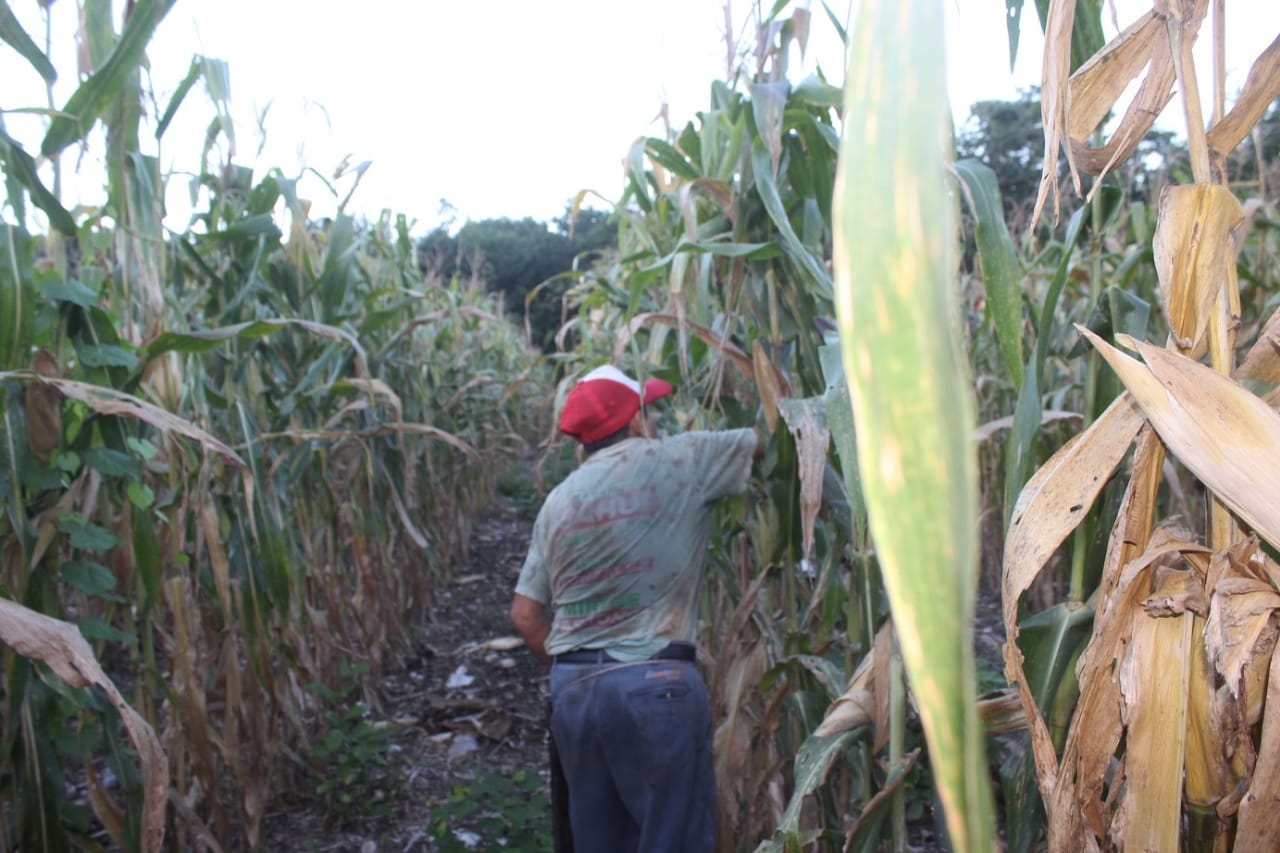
[1003,0,1280,849]
[1,3,546,850]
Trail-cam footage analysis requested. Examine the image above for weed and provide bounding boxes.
[427,769,552,851]
[306,663,406,828]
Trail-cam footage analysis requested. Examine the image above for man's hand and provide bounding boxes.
[510,593,552,665]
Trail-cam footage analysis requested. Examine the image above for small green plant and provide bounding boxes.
[306,663,406,828]
[427,769,552,851]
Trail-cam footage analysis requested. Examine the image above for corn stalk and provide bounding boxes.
[1005,0,1280,848]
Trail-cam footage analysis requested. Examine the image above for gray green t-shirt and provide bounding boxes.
[515,428,757,662]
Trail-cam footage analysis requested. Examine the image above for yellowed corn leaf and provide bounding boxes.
[612,311,753,377]
[1153,184,1245,356]
[778,396,829,568]
[1046,523,1192,848]
[753,338,783,434]
[1084,330,1280,550]
[1112,596,1192,852]
[813,662,875,738]
[1205,34,1280,165]
[1236,640,1280,847]
[0,598,168,852]
[1236,304,1280,386]
[814,621,895,746]
[974,409,1081,444]
[977,688,1027,735]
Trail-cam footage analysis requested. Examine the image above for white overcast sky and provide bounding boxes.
[3,1,1276,233]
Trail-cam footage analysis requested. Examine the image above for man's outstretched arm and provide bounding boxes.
[510,593,552,665]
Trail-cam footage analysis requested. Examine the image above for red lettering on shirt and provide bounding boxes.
[566,485,660,531]
[560,557,654,590]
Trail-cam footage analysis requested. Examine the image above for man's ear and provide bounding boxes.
[629,408,650,438]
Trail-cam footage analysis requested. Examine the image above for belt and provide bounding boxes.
[554,641,696,664]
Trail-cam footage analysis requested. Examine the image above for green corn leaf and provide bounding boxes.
[0,0,56,82]
[776,730,858,833]
[40,0,178,157]
[645,138,702,180]
[0,223,35,367]
[955,158,1024,386]
[833,0,995,848]
[751,141,833,300]
[792,74,844,109]
[0,131,77,234]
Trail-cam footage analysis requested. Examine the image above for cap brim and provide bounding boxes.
[642,378,674,404]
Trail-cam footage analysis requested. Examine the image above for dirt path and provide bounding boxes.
[260,495,550,851]
[258,493,1010,851]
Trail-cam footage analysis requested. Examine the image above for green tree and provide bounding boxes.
[956,88,1048,224]
[417,208,617,350]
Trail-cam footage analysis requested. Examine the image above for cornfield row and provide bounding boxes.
[3,0,1280,851]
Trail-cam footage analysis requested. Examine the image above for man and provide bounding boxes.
[510,363,759,852]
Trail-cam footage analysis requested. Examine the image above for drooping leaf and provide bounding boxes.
[834,0,994,847]
[956,158,1023,386]
[40,0,179,158]
[0,0,56,81]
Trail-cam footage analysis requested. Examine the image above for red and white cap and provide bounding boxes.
[559,365,674,444]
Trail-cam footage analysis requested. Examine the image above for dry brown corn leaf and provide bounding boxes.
[613,312,753,376]
[1003,392,1144,664]
[1183,609,1249,814]
[163,578,220,820]
[1000,392,1144,809]
[1235,644,1280,847]
[1142,561,1210,618]
[1205,544,1280,702]
[1066,7,1197,183]
[1083,329,1280,549]
[1032,0,1077,227]
[1046,552,1154,849]
[0,597,168,852]
[814,621,895,747]
[1235,304,1280,388]
[25,348,62,463]
[753,338,784,434]
[1153,184,1245,356]
[778,396,829,570]
[1205,33,1280,166]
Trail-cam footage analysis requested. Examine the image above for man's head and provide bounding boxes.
[559,365,673,446]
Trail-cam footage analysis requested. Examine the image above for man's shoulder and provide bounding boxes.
[662,427,755,450]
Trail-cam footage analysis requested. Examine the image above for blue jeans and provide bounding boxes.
[549,659,717,852]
